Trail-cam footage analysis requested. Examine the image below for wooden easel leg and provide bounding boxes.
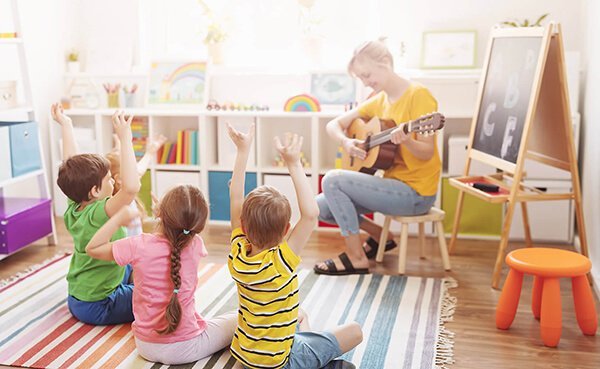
[520,202,533,248]
[449,190,465,254]
[493,200,518,289]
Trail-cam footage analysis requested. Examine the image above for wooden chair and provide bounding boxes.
[375,207,451,274]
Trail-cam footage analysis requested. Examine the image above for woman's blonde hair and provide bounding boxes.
[347,37,394,76]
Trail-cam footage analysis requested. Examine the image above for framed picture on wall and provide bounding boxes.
[421,30,477,69]
[310,72,356,106]
[146,61,207,106]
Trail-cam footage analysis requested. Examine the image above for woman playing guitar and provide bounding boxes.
[314,38,442,275]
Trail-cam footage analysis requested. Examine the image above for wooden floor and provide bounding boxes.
[1,218,598,369]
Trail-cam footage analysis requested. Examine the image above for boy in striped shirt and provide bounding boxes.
[226,125,363,369]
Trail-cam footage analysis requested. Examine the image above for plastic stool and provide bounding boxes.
[496,248,597,347]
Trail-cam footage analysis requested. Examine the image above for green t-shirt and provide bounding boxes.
[64,197,127,301]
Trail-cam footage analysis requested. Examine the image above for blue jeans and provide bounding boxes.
[316,170,436,237]
[67,265,134,325]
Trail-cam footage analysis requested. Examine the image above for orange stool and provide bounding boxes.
[496,248,597,347]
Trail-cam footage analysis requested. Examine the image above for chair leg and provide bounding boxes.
[532,275,543,320]
[376,216,391,263]
[541,278,562,347]
[435,221,451,271]
[418,223,426,259]
[572,275,598,336]
[496,268,523,330]
[398,223,409,275]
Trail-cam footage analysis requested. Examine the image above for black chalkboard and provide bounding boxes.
[472,37,543,164]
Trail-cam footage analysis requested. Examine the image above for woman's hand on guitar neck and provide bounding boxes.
[342,137,367,160]
[390,124,411,145]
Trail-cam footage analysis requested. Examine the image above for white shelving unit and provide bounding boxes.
[0,0,57,260]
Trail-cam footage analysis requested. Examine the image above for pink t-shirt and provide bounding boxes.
[112,233,208,343]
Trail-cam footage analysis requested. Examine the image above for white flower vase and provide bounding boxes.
[207,43,224,65]
[67,61,80,73]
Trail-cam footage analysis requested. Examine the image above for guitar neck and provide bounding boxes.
[366,121,411,149]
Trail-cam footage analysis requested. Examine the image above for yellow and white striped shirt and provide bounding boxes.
[228,228,301,369]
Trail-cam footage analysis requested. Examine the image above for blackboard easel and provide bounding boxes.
[448,23,588,289]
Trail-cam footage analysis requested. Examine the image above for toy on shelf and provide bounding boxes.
[274,152,310,168]
[206,99,269,111]
[283,94,321,112]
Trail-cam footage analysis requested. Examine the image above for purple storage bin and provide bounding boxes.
[0,197,52,255]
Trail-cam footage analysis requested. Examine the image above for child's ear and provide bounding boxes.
[284,222,291,235]
[89,185,100,199]
[240,219,246,233]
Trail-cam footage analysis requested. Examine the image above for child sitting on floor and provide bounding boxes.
[52,103,140,325]
[106,133,167,236]
[226,124,363,369]
[85,185,237,365]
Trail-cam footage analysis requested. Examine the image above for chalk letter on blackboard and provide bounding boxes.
[501,116,517,159]
[525,49,536,70]
[504,73,520,109]
[480,102,497,141]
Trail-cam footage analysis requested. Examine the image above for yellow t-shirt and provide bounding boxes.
[358,83,441,196]
[228,228,301,369]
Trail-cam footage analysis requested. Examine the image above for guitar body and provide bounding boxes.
[342,117,397,173]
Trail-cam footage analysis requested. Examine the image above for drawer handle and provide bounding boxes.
[24,130,29,138]
[0,221,7,225]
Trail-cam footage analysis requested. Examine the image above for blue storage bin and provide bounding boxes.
[209,171,257,221]
[1,121,42,177]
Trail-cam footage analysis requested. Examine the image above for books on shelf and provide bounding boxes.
[131,117,148,159]
[156,129,198,165]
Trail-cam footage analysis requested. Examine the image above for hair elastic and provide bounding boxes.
[182,229,191,235]
[173,289,179,294]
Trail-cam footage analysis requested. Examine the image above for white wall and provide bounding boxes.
[1,0,70,197]
[581,0,600,288]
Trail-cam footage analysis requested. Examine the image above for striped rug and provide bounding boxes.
[0,254,456,369]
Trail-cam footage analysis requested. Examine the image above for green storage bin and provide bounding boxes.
[441,178,503,236]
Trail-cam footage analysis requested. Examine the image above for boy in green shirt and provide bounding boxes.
[52,104,140,324]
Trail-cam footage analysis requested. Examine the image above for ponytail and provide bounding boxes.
[154,185,208,335]
[156,231,194,335]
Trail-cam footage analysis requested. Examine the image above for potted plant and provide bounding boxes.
[501,13,549,27]
[66,50,80,73]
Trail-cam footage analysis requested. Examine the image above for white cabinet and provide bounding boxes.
[154,170,201,198]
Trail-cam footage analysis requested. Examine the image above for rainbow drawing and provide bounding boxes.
[283,94,321,112]
[148,62,206,105]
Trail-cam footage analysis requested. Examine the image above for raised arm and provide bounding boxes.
[227,123,255,230]
[51,103,78,160]
[275,133,319,255]
[86,206,138,261]
[136,134,167,176]
[105,111,141,217]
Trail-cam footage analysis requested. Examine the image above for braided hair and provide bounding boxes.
[156,185,208,335]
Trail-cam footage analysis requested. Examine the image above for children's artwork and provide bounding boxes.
[283,94,321,112]
[147,62,206,106]
[310,73,356,105]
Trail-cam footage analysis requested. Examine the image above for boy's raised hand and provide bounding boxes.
[146,134,168,155]
[274,132,303,164]
[112,111,134,140]
[51,103,72,126]
[227,123,255,152]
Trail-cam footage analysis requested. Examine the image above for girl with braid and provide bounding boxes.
[86,185,237,364]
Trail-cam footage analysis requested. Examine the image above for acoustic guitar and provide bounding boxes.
[341,112,445,174]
